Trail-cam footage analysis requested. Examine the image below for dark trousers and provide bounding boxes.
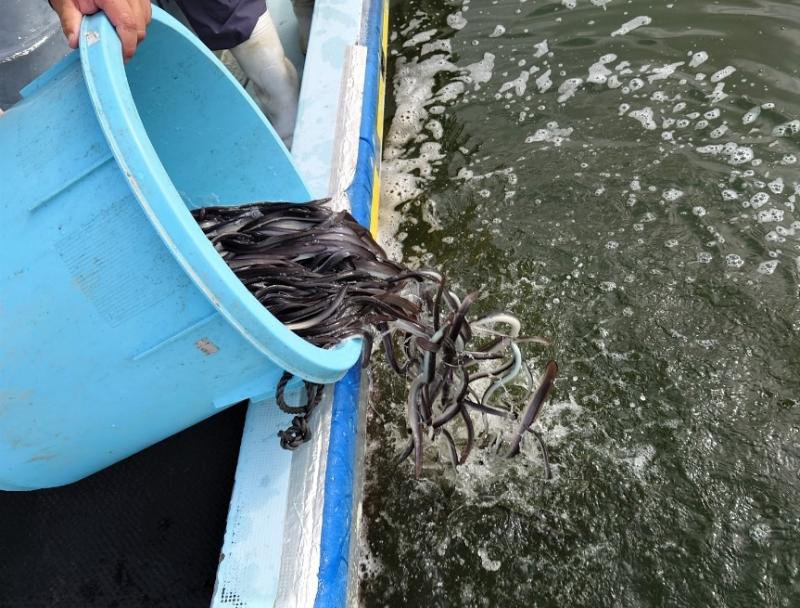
[171,0,267,50]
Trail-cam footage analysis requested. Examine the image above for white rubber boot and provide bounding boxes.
[231,11,299,148]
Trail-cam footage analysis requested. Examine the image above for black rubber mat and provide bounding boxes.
[0,403,247,608]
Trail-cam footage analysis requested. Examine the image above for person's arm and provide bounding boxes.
[50,0,152,61]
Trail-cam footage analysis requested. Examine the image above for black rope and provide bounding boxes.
[274,371,325,450]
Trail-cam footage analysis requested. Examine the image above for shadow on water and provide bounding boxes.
[362,0,800,606]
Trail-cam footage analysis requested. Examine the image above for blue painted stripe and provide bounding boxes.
[314,0,385,605]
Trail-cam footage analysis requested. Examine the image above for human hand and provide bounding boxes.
[50,0,152,61]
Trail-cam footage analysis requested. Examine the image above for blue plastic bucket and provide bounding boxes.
[0,8,362,491]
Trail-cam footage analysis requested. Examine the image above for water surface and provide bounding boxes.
[359,0,800,605]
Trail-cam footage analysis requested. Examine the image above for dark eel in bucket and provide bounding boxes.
[192,199,558,477]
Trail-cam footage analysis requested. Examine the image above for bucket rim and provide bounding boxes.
[77,7,361,384]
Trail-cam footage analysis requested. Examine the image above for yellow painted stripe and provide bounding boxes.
[370,0,389,237]
[369,165,381,236]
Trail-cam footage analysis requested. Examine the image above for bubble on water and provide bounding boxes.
[688,51,709,68]
[781,154,797,165]
[757,208,784,223]
[692,206,707,217]
[703,108,720,120]
[676,119,690,128]
[618,103,631,116]
[611,15,652,37]
[757,260,779,274]
[767,178,784,194]
[772,119,800,137]
[662,188,684,201]
[662,130,674,141]
[695,119,709,130]
[762,102,775,109]
[629,107,657,130]
[750,192,770,209]
[697,251,713,263]
[726,254,745,268]
[489,24,506,38]
[557,77,584,103]
[447,11,468,30]
[710,66,736,82]
[721,189,738,201]
[535,69,553,93]
[665,239,679,248]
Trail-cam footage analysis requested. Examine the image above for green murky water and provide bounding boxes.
[359,0,800,606]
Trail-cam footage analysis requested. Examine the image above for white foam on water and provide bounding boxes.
[750,192,769,209]
[535,68,553,93]
[489,24,506,38]
[662,188,684,201]
[673,101,687,113]
[525,121,574,145]
[557,77,583,103]
[757,208,784,223]
[767,178,784,194]
[611,16,652,37]
[477,547,502,571]
[403,28,438,48]
[704,108,720,120]
[587,54,617,84]
[648,62,684,83]
[726,254,745,268]
[499,70,530,96]
[591,0,612,8]
[629,107,657,130]
[692,206,707,217]
[533,39,549,58]
[463,52,496,90]
[447,11,467,30]
[772,120,800,137]
[781,154,797,165]
[742,105,761,125]
[710,124,729,138]
[618,103,630,116]
[710,65,736,83]
[562,0,576,8]
[721,189,738,201]
[695,119,709,130]
[697,252,713,263]
[707,82,728,103]
[757,260,779,274]
[688,51,708,68]
[628,77,645,92]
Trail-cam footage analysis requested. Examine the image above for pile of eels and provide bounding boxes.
[193,200,557,478]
